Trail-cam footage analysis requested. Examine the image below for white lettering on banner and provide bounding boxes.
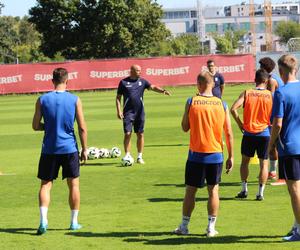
[34,72,78,81]
[202,64,245,73]
[146,66,190,76]
[90,70,130,79]
[0,75,22,84]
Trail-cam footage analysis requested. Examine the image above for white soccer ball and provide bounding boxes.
[111,147,121,158]
[88,147,99,160]
[121,156,134,167]
[98,148,110,158]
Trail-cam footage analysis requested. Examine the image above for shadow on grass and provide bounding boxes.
[82,162,119,167]
[144,144,188,148]
[154,181,259,188]
[0,227,66,236]
[124,234,284,245]
[148,197,238,202]
[66,231,283,245]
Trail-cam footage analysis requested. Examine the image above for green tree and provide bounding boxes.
[29,0,170,59]
[213,35,234,54]
[0,1,4,14]
[274,20,300,44]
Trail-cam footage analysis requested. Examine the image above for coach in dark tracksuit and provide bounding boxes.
[116,65,170,165]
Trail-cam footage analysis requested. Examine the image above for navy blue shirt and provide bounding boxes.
[212,73,225,98]
[117,77,151,116]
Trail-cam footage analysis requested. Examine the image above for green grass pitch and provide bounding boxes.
[0,85,297,249]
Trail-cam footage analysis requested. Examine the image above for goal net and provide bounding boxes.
[287,38,300,52]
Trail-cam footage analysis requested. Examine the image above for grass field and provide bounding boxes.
[0,85,298,250]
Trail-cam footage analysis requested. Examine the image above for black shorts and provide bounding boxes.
[241,135,269,159]
[123,115,145,133]
[185,160,223,188]
[278,157,285,179]
[279,155,300,181]
[38,152,80,181]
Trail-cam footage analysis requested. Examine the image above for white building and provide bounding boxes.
[161,5,300,53]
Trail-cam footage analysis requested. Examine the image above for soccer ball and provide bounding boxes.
[111,147,121,158]
[121,156,134,167]
[98,148,110,158]
[88,147,99,160]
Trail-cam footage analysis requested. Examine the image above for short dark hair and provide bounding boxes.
[52,68,68,84]
[259,57,275,73]
[207,59,214,65]
[255,69,269,84]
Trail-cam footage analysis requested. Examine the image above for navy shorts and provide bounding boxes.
[38,152,80,181]
[278,157,285,179]
[185,160,223,188]
[279,155,300,181]
[123,115,145,133]
[241,135,269,159]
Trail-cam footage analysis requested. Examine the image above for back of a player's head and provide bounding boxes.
[259,57,275,73]
[255,69,269,85]
[278,54,298,74]
[197,71,213,86]
[52,68,68,84]
[207,59,214,65]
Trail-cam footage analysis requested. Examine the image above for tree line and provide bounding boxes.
[0,0,299,64]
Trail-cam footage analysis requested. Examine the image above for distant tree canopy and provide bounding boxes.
[29,0,171,59]
[275,20,300,44]
[212,30,246,54]
[0,16,57,64]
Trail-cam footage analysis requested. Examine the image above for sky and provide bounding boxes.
[1,0,271,17]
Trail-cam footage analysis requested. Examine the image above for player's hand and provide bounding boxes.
[80,149,88,165]
[117,112,124,120]
[225,158,233,174]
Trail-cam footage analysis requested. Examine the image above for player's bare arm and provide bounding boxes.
[230,91,245,133]
[267,78,278,93]
[149,85,171,96]
[224,107,234,174]
[76,98,88,163]
[181,102,190,132]
[32,98,44,131]
[116,94,124,119]
[268,117,282,155]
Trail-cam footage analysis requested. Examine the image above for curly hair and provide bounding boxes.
[259,57,276,73]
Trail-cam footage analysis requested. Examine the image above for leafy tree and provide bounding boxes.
[213,35,234,54]
[29,0,170,59]
[274,20,300,44]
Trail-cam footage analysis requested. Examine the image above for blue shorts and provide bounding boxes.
[241,135,269,159]
[185,160,223,188]
[123,114,145,133]
[38,152,80,181]
[279,155,300,181]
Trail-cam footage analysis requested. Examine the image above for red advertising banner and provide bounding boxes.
[0,54,255,95]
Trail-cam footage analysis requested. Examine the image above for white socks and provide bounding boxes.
[39,206,48,225]
[242,181,248,192]
[125,152,131,158]
[71,210,79,225]
[258,184,265,196]
[137,153,143,159]
[181,215,190,228]
[208,215,217,231]
[270,160,277,173]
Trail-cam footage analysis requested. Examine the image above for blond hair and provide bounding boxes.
[278,54,298,73]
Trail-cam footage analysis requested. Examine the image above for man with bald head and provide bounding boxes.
[116,65,170,165]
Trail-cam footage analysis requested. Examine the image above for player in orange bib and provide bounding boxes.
[174,71,234,237]
[231,69,272,201]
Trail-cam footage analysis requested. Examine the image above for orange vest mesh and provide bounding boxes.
[243,89,272,133]
[189,96,225,153]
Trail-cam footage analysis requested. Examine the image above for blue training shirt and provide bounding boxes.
[212,73,225,99]
[272,81,300,156]
[40,91,78,154]
[271,73,284,88]
[117,77,151,117]
[186,97,227,164]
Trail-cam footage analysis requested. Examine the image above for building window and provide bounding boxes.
[191,10,197,18]
[206,24,218,32]
[223,23,234,31]
[240,22,250,31]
